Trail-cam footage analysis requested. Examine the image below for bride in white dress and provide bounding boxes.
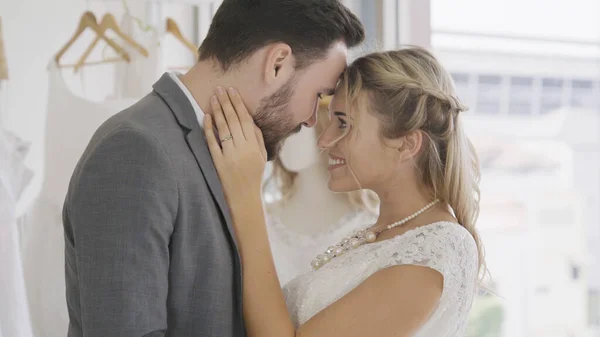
[265,104,379,285]
[204,47,484,337]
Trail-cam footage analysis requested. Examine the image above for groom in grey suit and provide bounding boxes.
[62,1,364,336]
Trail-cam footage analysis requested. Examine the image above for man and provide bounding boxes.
[62,0,365,336]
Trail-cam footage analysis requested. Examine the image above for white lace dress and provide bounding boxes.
[283,222,478,336]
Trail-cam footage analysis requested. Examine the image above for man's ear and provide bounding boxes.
[263,43,294,85]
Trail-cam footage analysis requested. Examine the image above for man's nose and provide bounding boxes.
[302,110,318,128]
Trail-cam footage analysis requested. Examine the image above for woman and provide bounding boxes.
[203,47,484,337]
[264,99,379,285]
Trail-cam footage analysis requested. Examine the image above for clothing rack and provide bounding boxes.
[92,0,221,39]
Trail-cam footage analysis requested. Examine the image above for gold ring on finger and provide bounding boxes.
[221,135,233,142]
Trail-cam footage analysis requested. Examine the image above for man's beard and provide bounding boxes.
[253,76,302,161]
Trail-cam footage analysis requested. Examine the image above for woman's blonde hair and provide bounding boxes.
[341,46,486,279]
[263,102,379,214]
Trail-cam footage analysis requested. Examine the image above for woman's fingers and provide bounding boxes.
[210,95,234,151]
[216,87,245,143]
[226,87,255,140]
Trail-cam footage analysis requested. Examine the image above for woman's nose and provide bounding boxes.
[317,130,332,150]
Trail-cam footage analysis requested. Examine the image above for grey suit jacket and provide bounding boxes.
[63,74,246,337]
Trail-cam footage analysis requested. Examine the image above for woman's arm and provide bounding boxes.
[230,197,297,337]
[204,87,444,337]
[203,87,296,337]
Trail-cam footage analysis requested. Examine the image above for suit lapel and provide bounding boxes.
[152,73,240,253]
[185,129,236,231]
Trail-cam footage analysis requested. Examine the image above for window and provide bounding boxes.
[431,3,598,337]
[466,293,505,337]
[571,263,580,281]
[570,79,597,111]
[538,207,576,227]
[540,78,564,114]
[509,76,534,115]
[451,72,473,107]
[476,75,503,114]
[344,0,379,55]
[589,289,600,326]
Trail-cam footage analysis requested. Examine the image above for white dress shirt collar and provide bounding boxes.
[168,72,205,127]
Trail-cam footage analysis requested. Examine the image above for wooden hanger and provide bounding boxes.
[166,17,198,57]
[54,11,130,67]
[0,17,8,80]
[99,13,149,56]
[74,13,148,72]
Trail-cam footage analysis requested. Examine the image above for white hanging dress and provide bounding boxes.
[0,123,34,337]
[112,14,165,99]
[20,60,138,337]
[21,23,163,336]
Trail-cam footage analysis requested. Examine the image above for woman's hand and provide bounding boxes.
[204,86,267,206]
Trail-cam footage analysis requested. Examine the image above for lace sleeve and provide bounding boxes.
[374,222,479,299]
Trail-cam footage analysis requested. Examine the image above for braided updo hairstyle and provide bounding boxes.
[341,47,486,280]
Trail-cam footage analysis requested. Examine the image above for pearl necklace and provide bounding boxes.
[311,199,440,270]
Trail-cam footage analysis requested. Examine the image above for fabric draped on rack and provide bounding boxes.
[20,15,165,337]
[112,14,165,99]
[2,18,32,330]
[20,60,138,337]
[0,125,34,337]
